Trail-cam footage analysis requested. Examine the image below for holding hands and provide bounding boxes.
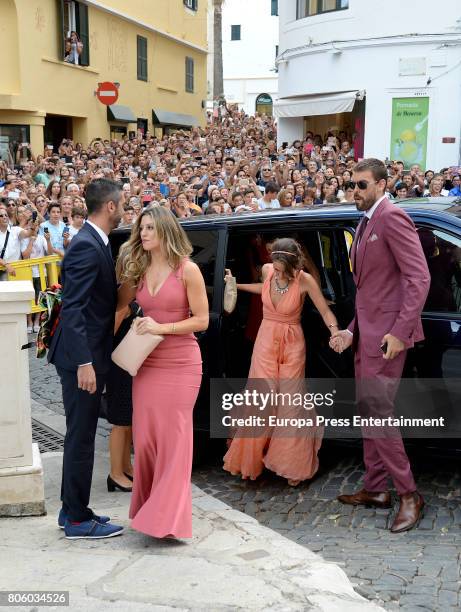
[329,329,352,354]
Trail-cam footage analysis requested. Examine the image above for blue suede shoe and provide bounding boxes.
[64,519,124,540]
[58,508,111,530]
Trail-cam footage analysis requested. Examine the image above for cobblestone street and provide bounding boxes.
[29,349,461,611]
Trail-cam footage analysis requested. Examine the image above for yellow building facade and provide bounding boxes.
[0,0,208,157]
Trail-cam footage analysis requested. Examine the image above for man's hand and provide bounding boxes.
[77,364,97,394]
[329,329,353,353]
[381,333,405,360]
[5,263,16,277]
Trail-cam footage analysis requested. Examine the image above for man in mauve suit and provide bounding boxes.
[331,158,430,533]
[48,179,125,539]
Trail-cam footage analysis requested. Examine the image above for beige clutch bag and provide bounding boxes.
[223,276,237,314]
[111,321,164,376]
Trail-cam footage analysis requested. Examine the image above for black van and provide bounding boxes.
[110,198,461,448]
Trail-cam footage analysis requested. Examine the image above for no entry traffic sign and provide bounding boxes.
[96,82,119,106]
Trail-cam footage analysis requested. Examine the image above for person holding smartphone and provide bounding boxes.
[21,218,52,332]
[39,202,65,258]
[330,159,430,534]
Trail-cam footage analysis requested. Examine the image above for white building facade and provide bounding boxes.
[276,0,461,170]
[217,0,279,115]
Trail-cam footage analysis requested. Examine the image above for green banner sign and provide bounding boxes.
[390,97,429,169]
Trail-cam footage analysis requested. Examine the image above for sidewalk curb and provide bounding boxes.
[21,399,384,611]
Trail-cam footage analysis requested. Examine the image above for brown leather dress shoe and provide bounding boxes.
[337,488,392,508]
[390,492,424,533]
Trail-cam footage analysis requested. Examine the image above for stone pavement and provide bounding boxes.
[9,403,381,612]
[29,348,461,611]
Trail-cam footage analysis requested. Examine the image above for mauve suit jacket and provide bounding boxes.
[348,198,430,357]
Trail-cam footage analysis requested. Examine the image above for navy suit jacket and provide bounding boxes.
[48,222,117,374]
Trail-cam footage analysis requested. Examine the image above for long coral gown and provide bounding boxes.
[223,267,323,481]
[129,260,202,538]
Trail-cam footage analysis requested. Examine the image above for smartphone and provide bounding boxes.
[32,211,38,223]
[121,177,130,184]
[169,176,179,184]
[63,225,70,236]
[47,145,53,150]
[380,342,388,354]
[159,183,170,197]
[282,142,288,149]
[44,227,50,235]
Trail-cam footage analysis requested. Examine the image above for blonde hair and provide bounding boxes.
[120,206,193,287]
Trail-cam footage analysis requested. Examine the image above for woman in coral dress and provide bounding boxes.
[223,237,339,485]
[118,207,209,538]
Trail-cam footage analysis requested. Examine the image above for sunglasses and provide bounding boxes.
[6,202,17,206]
[0,214,8,218]
[349,180,377,190]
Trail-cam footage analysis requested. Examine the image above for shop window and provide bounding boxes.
[271,0,278,15]
[231,25,241,41]
[184,0,198,10]
[417,227,461,313]
[60,0,90,66]
[137,35,148,81]
[296,0,349,19]
[0,125,30,163]
[185,57,194,93]
[110,126,127,140]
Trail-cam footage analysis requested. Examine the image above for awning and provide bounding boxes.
[152,109,198,128]
[274,91,361,118]
[107,105,137,123]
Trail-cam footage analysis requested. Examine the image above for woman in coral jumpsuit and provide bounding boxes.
[223,237,339,485]
[118,207,209,538]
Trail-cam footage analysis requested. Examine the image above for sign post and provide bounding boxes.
[96,82,119,106]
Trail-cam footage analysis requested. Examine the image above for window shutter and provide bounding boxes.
[185,57,194,92]
[77,2,89,66]
[58,0,65,60]
[137,36,148,81]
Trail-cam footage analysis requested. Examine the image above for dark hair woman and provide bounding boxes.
[223,237,339,486]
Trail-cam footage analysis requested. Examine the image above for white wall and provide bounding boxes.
[221,0,279,113]
[276,0,461,169]
[280,0,461,48]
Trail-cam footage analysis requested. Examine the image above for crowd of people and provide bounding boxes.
[1,105,460,326]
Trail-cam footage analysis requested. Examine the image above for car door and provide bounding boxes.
[401,219,461,442]
[185,225,228,433]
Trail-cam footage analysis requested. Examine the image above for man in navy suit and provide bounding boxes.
[49,179,125,539]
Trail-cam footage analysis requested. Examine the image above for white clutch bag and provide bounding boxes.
[224,276,237,314]
[111,321,164,377]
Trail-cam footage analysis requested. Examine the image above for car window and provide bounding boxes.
[186,229,219,308]
[417,226,461,313]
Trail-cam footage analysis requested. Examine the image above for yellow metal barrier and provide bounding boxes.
[2,255,62,313]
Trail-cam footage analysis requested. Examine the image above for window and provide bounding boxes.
[296,0,349,19]
[0,125,30,163]
[271,0,278,15]
[417,227,461,313]
[185,57,194,93]
[187,230,219,308]
[137,35,148,81]
[60,0,90,66]
[184,0,198,10]
[231,25,241,41]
